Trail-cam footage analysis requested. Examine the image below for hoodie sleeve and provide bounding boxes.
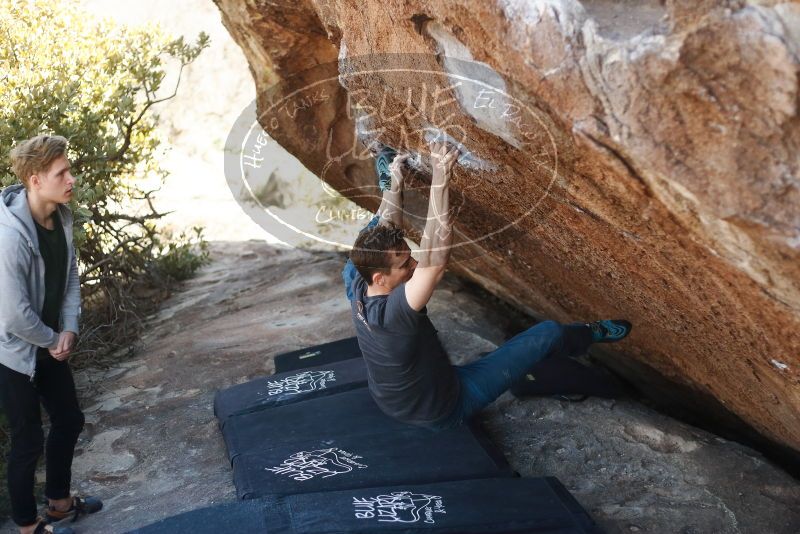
[60,247,80,334]
[0,233,60,348]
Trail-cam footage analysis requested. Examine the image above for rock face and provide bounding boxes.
[213,0,800,460]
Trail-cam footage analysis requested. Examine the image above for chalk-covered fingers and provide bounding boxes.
[429,141,459,181]
[388,153,409,176]
[387,153,409,189]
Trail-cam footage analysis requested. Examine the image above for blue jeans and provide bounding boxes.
[429,320,593,430]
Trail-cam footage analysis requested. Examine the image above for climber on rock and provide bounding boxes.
[342,138,632,429]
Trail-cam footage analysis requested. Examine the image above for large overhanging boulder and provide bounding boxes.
[214,0,800,464]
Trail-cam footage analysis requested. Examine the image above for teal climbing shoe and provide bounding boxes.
[375,146,397,191]
[588,320,632,343]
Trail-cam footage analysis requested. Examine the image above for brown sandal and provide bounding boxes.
[45,495,103,523]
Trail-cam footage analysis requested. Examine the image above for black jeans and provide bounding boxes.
[0,357,85,526]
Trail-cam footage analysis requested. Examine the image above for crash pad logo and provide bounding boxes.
[266,370,336,396]
[353,491,446,524]
[265,448,367,481]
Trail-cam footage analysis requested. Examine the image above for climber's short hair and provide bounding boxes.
[349,223,408,285]
[9,135,68,189]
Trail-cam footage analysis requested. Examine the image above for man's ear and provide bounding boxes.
[372,272,384,287]
[28,174,40,189]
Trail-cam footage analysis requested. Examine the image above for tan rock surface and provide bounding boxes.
[213,0,800,457]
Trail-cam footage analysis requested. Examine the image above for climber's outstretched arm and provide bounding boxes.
[405,141,459,312]
[343,153,408,300]
[377,153,408,229]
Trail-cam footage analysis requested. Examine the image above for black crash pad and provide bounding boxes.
[128,499,269,534]
[510,355,629,399]
[273,336,361,374]
[220,388,512,499]
[232,423,513,499]
[222,388,413,463]
[213,357,368,428]
[130,477,602,533]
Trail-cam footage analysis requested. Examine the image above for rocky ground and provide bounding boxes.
[2,242,797,534]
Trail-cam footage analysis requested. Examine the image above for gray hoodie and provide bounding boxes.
[0,184,80,378]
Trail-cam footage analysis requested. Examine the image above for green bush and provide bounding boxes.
[0,0,210,366]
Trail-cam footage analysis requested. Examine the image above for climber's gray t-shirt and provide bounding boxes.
[350,274,459,425]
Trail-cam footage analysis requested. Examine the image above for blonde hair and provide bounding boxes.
[9,135,68,188]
